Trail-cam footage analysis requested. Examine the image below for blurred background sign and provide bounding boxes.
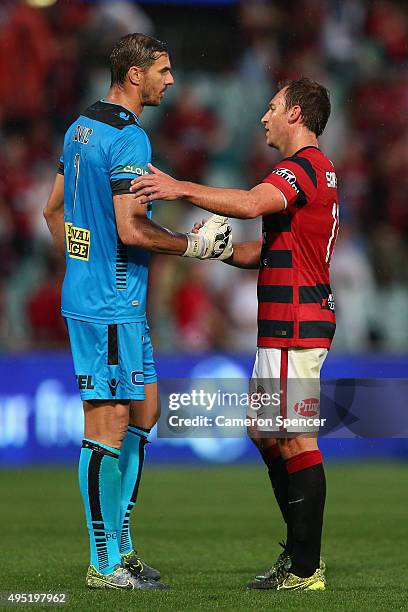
[0,352,407,464]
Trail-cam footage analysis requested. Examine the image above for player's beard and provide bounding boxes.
[141,82,162,107]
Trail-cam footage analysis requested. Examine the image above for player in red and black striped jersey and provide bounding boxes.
[259,144,338,349]
[132,78,338,592]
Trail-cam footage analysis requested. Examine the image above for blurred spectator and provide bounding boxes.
[0,196,16,278]
[330,226,376,351]
[323,0,365,68]
[155,87,224,182]
[173,264,224,352]
[2,134,35,258]
[366,0,408,62]
[0,2,57,120]
[246,130,280,186]
[237,1,282,81]
[336,140,371,227]
[26,249,67,348]
[370,223,408,287]
[94,0,154,37]
[224,270,258,352]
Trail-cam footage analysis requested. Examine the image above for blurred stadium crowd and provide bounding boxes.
[0,0,407,354]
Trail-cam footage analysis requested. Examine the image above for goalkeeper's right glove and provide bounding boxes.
[182,214,233,260]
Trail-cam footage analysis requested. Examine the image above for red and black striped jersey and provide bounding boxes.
[258,146,339,349]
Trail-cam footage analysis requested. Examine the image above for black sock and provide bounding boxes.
[259,445,293,554]
[286,450,326,578]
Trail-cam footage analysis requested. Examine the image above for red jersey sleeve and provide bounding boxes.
[263,153,318,210]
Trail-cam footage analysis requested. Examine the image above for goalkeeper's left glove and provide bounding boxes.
[182,214,233,260]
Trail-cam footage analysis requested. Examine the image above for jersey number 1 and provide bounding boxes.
[326,201,339,265]
[73,153,81,213]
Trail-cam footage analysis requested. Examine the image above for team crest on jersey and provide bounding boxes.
[65,222,91,261]
[272,167,299,193]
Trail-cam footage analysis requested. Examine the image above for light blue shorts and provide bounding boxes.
[65,318,157,401]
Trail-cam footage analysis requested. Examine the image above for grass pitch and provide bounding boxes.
[1,463,407,611]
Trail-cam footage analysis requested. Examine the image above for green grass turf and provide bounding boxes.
[1,464,407,611]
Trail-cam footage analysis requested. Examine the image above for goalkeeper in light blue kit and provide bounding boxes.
[44,33,232,592]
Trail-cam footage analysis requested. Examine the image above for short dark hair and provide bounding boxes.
[110,33,169,86]
[279,78,331,137]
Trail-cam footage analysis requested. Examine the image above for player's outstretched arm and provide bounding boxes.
[224,240,262,269]
[191,221,261,269]
[130,164,286,219]
[114,194,232,260]
[43,173,65,256]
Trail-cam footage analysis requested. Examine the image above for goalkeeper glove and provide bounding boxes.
[183,215,233,260]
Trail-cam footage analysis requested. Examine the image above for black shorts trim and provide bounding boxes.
[108,324,119,365]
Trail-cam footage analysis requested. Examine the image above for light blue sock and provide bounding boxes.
[118,426,149,555]
[78,439,121,574]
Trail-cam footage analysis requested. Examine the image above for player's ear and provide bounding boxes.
[128,66,143,86]
[288,105,302,125]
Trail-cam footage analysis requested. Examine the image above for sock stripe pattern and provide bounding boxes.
[87,451,109,570]
[120,507,133,553]
[118,426,149,554]
[79,439,121,574]
[286,449,323,474]
[130,434,147,504]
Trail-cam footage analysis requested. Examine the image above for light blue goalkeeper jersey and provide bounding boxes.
[59,100,152,324]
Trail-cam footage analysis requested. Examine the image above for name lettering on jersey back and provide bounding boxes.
[73,125,93,145]
[271,167,299,194]
[326,171,337,188]
[65,222,91,261]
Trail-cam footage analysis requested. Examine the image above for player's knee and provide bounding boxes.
[115,423,128,447]
[112,408,130,447]
[278,436,318,460]
[247,427,278,451]
[101,428,127,449]
[84,400,130,449]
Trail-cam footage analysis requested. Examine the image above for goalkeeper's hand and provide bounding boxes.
[183,214,233,260]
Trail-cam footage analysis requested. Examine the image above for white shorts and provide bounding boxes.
[248,347,328,434]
